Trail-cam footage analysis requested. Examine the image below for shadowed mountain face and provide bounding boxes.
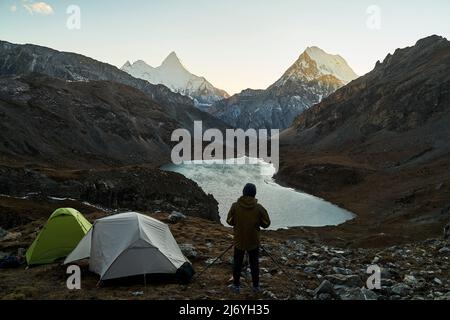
[211,47,357,130]
[277,35,450,243]
[0,74,181,168]
[0,165,220,222]
[0,40,228,132]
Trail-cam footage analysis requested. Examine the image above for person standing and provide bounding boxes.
[227,183,271,293]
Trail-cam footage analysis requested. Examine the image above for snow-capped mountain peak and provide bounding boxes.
[272,47,358,89]
[212,46,357,130]
[161,51,183,68]
[121,52,229,108]
[304,46,358,84]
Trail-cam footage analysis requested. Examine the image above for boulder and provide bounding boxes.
[317,293,333,300]
[304,267,316,273]
[438,247,450,254]
[2,232,22,241]
[325,274,363,287]
[0,251,9,259]
[391,283,412,296]
[314,280,335,296]
[332,267,353,275]
[340,288,378,301]
[179,244,198,259]
[168,211,187,224]
[436,292,450,300]
[403,275,419,287]
[0,227,7,239]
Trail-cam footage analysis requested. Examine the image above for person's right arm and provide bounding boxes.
[259,205,271,229]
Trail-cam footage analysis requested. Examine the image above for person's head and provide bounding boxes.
[243,183,257,198]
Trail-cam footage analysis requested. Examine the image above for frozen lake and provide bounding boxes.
[162,158,355,230]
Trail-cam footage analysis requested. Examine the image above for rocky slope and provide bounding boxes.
[0,165,219,223]
[211,47,357,130]
[0,74,180,167]
[122,52,229,109]
[0,40,227,132]
[277,35,450,245]
[1,204,449,300]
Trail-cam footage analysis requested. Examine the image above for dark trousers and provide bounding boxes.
[233,247,259,287]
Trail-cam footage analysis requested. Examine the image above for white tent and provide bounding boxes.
[65,212,192,281]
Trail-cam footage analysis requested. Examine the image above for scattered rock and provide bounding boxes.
[205,257,221,265]
[305,260,321,267]
[325,274,363,287]
[404,275,419,287]
[314,280,335,296]
[329,257,341,265]
[340,288,378,300]
[168,211,186,224]
[263,290,278,300]
[332,267,353,275]
[436,292,450,300]
[434,278,443,285]
[380,267,398,280]
[2,232,22,241]
[317,293,333,300]
[0,227,7,239]
[179,244,198,259]
[17,248,26,257]
[391,283,412,296]
[438,247,450,254]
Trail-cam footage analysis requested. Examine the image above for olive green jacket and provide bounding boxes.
[226,196,271,251]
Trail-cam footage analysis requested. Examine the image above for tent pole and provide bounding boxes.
[144,273,147,294]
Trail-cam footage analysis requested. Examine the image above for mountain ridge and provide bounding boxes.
[0,40,228,133]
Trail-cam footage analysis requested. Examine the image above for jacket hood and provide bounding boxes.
[237,196,258,209]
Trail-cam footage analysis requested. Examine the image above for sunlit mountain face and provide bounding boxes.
[210,47,358,130]
[122,52,229,109]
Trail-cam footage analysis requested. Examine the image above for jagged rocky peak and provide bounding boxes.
[415,34,447,47]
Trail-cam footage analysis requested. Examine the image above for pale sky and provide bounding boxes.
[1,0,449,94]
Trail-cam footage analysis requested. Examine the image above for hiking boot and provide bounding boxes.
[252,286,261,294]
[229,284,240,294]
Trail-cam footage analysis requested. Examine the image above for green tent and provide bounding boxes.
[26,208,92,265]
